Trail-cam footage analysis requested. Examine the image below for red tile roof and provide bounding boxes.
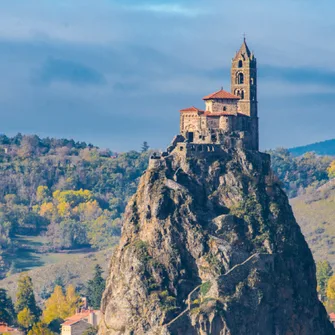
[63,319,88,326]
[203,89,240,100]
[0,323,18,333]
[179,106,204,113]
[329,312,335,320]
[62,310,94,326]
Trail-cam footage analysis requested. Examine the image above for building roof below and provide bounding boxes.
[203,89,240,100]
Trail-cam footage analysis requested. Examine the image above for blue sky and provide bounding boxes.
[1,0,335,151]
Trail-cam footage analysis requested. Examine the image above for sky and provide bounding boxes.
[1,0,335,151]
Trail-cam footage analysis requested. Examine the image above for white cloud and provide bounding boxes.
[126,3,206,17]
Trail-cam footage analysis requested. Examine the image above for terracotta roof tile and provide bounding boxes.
[329,312,335,320]
[0,324,18,333]
[62,310,93,326]
[62,319,89,326]
[179,106,204,113]
[203,89,240,100]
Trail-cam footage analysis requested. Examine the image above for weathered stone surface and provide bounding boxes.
[99,147,334,335]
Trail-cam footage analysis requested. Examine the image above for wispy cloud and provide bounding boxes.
[126,4,206,17]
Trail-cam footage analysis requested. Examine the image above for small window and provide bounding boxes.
[240,91,245,99]
[223,106,227,111]
[238,60,243,68]
[237,72,244,84]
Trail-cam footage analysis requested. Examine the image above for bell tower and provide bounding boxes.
[231,38,259,150]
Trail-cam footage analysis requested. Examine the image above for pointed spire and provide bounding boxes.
[233,35,252,60]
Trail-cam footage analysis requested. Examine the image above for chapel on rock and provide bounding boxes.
[179,39,259,151]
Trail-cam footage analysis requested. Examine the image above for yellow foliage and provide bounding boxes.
[328,161,335,179]
[39,202,54,217]
[43,285,81,325]
[327,275,335,301]
[57,202,71,217]
[53,189,93,207]
[36,186,50,203]
[42,286,68,324]
[17,308,34,329]
[76,200,101,220]
[65,285,81,316]
[28,322,54,335]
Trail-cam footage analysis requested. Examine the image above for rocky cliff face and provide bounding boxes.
[99,146,334,335]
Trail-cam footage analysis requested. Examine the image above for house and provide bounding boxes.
[329,313,335,327]
[0,323,23,335]
[61,310,101,335]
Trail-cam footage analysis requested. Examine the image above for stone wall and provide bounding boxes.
[205,99,238,113]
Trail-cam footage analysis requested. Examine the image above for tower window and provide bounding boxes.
[238,60,243,68]
[240,90,245,99]
[237,73,244,84]
[223,106,227,111]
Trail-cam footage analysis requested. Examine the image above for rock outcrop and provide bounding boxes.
[99,145,334,335]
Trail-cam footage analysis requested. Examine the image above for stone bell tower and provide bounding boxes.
[231,38,259,150]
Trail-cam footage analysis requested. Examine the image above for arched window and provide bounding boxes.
[238,60,243,68]
[237,72,244,84]
[240,90,245,99]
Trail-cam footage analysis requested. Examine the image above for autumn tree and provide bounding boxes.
[327,275,335,300]
[17,307,35,330]
[42,286,67,324]
[36,186,51,203]
[65,285,81,316]
[86,265,105,309]
[316,260,333,301]
[15,274,40,320]
[43,285,81,325]
[328,161,335,179]
[27,322,55,335]
[0,288,16,324]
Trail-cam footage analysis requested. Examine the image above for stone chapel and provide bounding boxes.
[179,39,259,151]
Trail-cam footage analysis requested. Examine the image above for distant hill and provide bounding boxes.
[290,179,335,268]
[0,248,113,305]
[289,139,335,156]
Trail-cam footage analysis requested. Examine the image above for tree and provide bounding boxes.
[15,274,40,319]
[316,260,333,301]
[27,322,55,335]
[328,161,335,179]
[0,288,16,324]
[36,186,50,203]
[86,265,105,309]
[83,326,98,335]
[43,285,80,325]
[64,285,81,316]
[42,286,68,324]
[327,275,335,301]
[141,141,149,153]
[17,307,35,330]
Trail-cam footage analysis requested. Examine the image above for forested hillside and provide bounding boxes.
[0,134,151,278]
[268,148,333,198]
[289,139,335,156]
[0,134,334,280]
[291,180,335,268]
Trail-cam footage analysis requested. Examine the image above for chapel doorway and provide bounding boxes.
[187,132,194,142]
